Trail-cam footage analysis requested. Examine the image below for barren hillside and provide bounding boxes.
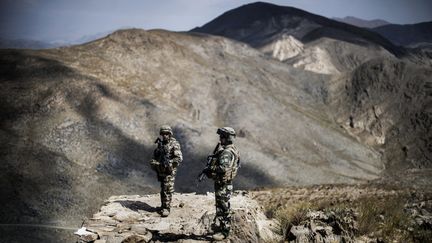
[192,2,432,171]
[0,29,384,230]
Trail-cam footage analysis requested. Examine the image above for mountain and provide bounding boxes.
[191,1,432,169]
[191,2,402,75]
[372,21,432,47]
[191,2,401,55]
[0,29,384,231]
[332,16,391,28]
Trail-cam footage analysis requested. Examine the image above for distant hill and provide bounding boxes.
[372,21,432,47]
[0,29,120,49]
[332,16,391,28]
[70,28,130,45]
[191,2,402,57]
[0,38,59,49]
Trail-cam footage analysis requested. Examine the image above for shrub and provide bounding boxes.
[273,202,312,240]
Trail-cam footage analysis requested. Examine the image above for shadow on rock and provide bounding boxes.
[150,231,212,242]
[116,200,159,213]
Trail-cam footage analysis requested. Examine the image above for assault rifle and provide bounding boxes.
[155,137,170,169]
[197,142,221,182]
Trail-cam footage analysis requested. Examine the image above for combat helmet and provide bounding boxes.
[217,127,236,143]
[160,125,173,135]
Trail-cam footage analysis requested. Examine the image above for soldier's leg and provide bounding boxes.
[212,182,222,231]
[160,176,167,208]
[161,171,176,210]
[214,181,233,236]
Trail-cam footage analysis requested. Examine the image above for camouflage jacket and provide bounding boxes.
[211,144,240,182]
[151,137,182,174]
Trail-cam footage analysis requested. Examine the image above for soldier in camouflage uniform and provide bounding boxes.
[149,125,183,217]
[202,127,240,241]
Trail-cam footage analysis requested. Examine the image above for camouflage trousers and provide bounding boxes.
[213,180,233,236]
[158,169,177,210]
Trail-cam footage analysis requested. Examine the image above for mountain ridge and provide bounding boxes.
[191,1,403,57]
[332,16,391,28]
[372,21,432,46]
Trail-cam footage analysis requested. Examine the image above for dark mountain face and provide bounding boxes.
[332,16,391,28]
[191,2,402,56]
[372,22,432,47]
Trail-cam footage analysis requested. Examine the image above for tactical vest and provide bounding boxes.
[221,145,240,182]
[155,138,181,176]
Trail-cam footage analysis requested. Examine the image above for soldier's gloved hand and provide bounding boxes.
[171,160,179,168]
[150,159,160,171]
[204,168,213,178]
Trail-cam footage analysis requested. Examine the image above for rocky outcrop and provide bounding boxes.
[260,35,341,75]
[75,192,278,243]
[285,209,358,243]
[260,34,304,61]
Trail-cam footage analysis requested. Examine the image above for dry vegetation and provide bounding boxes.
[252,184,432,242]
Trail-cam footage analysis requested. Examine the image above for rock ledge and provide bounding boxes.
[76,192,278,242]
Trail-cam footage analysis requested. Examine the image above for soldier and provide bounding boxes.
[149,125,183,217]
[201,127,240,241]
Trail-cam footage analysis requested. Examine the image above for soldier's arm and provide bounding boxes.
[150,145,161,171]
[171,141,183,167]
[215,150,233,174]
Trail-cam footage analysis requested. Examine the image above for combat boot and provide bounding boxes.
[212,232,227,241]
[210,222,220,233]
[159,208,170,217]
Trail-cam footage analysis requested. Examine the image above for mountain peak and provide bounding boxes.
[192,2,402,56]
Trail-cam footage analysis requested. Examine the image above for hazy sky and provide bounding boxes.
[1,0,431,42]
